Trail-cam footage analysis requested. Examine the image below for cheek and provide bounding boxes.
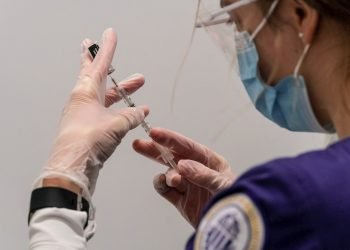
[254,25,302,85]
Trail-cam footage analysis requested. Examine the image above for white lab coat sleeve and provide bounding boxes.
[29,208,90,250]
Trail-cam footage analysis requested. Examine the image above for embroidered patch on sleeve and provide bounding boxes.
[194,194,265,250]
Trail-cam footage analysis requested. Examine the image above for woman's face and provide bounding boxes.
[222,0,305,85]
[221,0,336,127]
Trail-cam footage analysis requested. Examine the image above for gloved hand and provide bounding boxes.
[35,28,149,199]
[133,128,235,228]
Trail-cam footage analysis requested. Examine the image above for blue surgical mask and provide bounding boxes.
[234,5,334,133]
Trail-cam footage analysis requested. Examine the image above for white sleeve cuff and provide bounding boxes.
[29,208,95,250]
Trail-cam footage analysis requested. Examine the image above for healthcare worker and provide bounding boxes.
[28,0,350,249]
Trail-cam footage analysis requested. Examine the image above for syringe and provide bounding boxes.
[88,44,177,169]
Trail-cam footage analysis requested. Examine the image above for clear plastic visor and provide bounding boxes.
[195,0,279,61]
[195,0,256,63]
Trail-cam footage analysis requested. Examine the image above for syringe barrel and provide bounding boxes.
[141,121,152,134]
[154,143,177,169]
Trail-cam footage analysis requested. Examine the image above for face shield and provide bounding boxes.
[195,0,280,63]
[195,0,257,63]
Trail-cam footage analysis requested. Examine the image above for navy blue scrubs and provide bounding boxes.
[186,137,350,250]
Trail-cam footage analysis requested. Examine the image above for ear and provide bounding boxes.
[293,0,320,44]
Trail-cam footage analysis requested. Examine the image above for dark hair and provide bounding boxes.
[261,0,350,24]
[302,0,350,23]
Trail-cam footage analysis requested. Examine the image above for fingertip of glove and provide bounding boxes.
[132,139,139,148]
[103,27,117,42]
[138,105,150,117]
[81,38,93,52]
[132,139,143,151]
[149,127,163,141]
[153,174,170,194]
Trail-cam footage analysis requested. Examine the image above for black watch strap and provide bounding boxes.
[28,187,89,228]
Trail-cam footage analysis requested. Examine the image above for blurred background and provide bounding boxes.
[0,0,328,249]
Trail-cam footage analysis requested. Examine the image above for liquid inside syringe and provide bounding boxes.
[88,44,177,169]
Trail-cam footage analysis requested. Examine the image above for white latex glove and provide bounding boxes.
[35,28,149,199]
[133,128,235,228]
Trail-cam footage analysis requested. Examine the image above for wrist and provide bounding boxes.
[43,178,82,194]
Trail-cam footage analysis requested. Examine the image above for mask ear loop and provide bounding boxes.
[293,32,311,79]
[250,0,279,41]
[291,32,311,116]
